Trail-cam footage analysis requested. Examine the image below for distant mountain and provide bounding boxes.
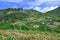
[0,8,60,22]
[46,7,60,18]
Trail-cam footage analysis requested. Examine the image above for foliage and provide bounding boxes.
[0,8,60,33]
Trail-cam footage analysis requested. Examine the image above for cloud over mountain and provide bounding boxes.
[0,0,60,13]
[33,6,59,13]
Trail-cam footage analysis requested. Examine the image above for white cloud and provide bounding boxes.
[49,6,59,10]
[28,0,60,6]
[33,6,59,13]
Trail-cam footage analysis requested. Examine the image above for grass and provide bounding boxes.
[0,22,60,40]
[0,30,60,40]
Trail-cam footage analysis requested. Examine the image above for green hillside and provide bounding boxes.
[0,8,60,31]
[0,8,60,40]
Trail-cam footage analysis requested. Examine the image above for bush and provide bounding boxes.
[0,22,14,30]
[54,25,60,33]
[20,24,32,31]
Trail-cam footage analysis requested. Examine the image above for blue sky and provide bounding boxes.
[0,0,60,13]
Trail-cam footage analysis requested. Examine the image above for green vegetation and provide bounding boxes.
[0,8,60,40]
